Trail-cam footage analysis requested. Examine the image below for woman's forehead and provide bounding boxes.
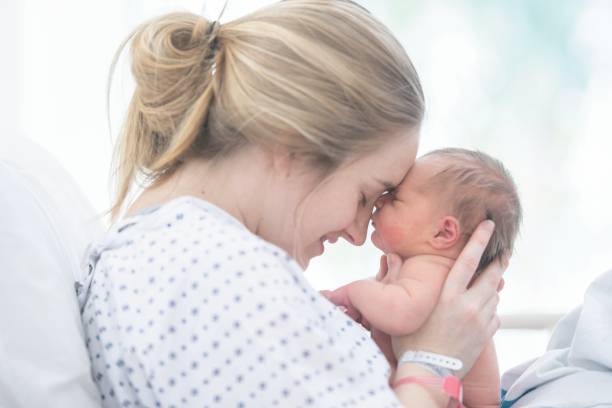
[337,130,418,185]
[376,133,419,183]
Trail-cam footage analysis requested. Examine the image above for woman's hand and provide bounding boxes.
[391,220,505,378]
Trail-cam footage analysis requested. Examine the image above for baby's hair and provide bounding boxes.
[422,148,522,273]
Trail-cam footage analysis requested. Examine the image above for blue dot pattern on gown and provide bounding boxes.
[79,196,400,407]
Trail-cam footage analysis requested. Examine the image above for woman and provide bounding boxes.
[80,1,503,406]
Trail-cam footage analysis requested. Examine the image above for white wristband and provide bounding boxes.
[398,350,463,371]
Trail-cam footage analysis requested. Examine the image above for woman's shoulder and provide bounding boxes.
[85,195,304,299]
[117,195,251,238]
[81,195,299,299]
[136,195,302,276]
[99,195,293,263]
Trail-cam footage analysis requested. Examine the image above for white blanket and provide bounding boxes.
[501,269,612,407]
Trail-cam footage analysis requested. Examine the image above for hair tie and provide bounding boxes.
[198,19,220,68]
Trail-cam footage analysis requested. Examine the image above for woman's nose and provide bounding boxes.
[345,207,372,246]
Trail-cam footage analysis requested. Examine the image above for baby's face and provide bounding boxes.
[371,156,446,257]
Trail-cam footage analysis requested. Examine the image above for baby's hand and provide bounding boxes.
[320,287,363,323]
[376,253,403,283]
[376,254,389,281]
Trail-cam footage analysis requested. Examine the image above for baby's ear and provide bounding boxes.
[430,216,461,249]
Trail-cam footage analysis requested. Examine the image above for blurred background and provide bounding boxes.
[2,0,611,374]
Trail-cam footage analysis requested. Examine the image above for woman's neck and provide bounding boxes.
[126,147,271,235]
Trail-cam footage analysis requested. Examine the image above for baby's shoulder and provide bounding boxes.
[397,255,452,284]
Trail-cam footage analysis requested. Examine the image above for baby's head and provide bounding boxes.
[371,148,522,272]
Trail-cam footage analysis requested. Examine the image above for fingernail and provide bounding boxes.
[484,220,495,232]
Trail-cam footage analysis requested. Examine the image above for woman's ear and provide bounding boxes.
[430,216,461,249]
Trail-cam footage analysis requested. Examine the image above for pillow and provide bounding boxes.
[0,134,102,407]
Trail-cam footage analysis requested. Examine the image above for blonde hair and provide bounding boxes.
[108,0,424,219]
[422,148,522,273]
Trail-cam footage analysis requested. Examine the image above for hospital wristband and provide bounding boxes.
[398,350,463,373]
[404,361,453,378]
[392,375,464,407]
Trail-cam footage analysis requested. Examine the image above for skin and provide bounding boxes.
[391,222,505,408]
[126,133,504,407]
[326,155,502,407]
[126,128,419,268]
[371,155,464,258]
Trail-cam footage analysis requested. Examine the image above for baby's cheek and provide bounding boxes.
[379,223,408,251]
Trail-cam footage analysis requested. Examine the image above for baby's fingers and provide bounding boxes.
[444,220,495,294]
[376,255,388,281]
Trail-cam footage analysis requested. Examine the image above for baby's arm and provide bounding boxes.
[462,340,501,408]
[344,262,447,336]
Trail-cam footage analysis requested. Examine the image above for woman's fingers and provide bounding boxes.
[481,290,500,319]
[487,314,501,338]
[467,259,504,306]
[389,221,503,378]
[444,220,495,293]
[482,294,501,339]
[473,287,500,340]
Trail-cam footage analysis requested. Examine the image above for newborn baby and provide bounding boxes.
[324,148,522,408]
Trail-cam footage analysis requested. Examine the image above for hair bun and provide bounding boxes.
[171,16,220,58]
[128,13,219,137]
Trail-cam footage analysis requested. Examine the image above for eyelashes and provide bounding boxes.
[361,187,397,208]
[381,187,396,200]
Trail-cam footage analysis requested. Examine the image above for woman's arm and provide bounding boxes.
[392,362,451,407]
[462,340,501,408]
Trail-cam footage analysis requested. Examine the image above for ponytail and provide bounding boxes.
[108,13,223,219]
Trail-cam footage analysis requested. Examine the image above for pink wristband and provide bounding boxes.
[392,375,464,407]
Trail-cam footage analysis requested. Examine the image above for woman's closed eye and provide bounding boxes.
[374,188,397,210]
[381,187,396,200]
[362,187,396,209]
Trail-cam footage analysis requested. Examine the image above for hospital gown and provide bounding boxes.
[78,196,401,407]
